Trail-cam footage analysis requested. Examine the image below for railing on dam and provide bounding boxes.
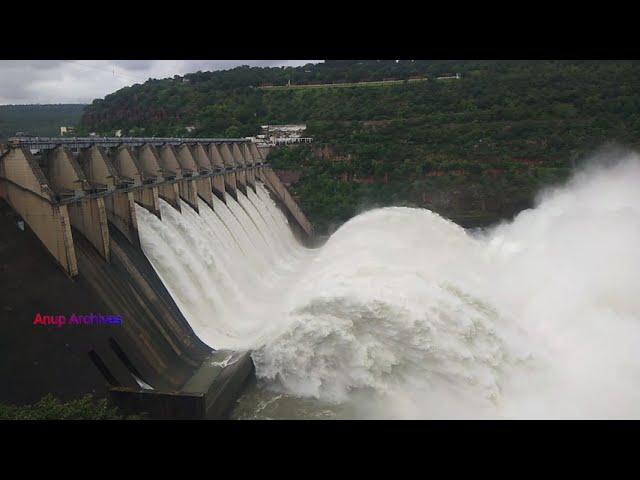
[9,136,253,151]
[0,137,313,277]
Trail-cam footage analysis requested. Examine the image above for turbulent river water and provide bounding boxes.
[136,153,640,419]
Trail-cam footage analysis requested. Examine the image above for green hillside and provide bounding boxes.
[79,60,640,233]
[0,104,86,141]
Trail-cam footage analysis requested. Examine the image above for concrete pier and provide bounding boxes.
[137,144,164,180]
[40,146,110,264]
[136,186,161,218]
[208,143,226,170]
[159,182,181,212]
[106,190,140,246]
[109,350,254,419]
[242,143,257,188]
[185,144,214,209]
[78,147,141,246]
[231,143,248,194]
[112,146,143,185]
[212,175,226,202]
[259,165,313,237]
[162,144,199,212]
[205,144,227,202]
[0,147,78,276]
[216,144,238,198]
[68,197,111,262]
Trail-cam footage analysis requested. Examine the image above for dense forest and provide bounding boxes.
[80,60,640,233]
[0,104,86,141]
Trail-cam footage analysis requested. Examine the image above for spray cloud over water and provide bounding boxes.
[137,154,640,419]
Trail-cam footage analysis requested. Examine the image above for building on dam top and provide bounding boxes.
[248,124,313,147]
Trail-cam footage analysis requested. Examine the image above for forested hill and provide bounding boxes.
[80,60,640,139]
[80,60,640,233]
[0,104,86,141]
[81,60,489,134]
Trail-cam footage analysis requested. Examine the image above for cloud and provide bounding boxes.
[0,60,321,104]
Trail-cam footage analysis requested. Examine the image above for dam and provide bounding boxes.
[0,136,314,419]
[4,135,640,419]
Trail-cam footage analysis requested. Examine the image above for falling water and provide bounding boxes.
[136,182,314,350]
[136,154,640,419]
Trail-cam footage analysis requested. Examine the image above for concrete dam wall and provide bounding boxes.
[0,137,313,418]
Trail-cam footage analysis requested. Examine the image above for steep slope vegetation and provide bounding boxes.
[0,104,86,140]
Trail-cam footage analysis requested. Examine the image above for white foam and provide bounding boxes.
[137,156,640,418]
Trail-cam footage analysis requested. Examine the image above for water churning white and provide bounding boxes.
[136,154,640,419]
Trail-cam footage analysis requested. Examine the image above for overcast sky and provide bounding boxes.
[0,60,321,105]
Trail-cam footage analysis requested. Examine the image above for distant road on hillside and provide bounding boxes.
[258,77,429,91]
